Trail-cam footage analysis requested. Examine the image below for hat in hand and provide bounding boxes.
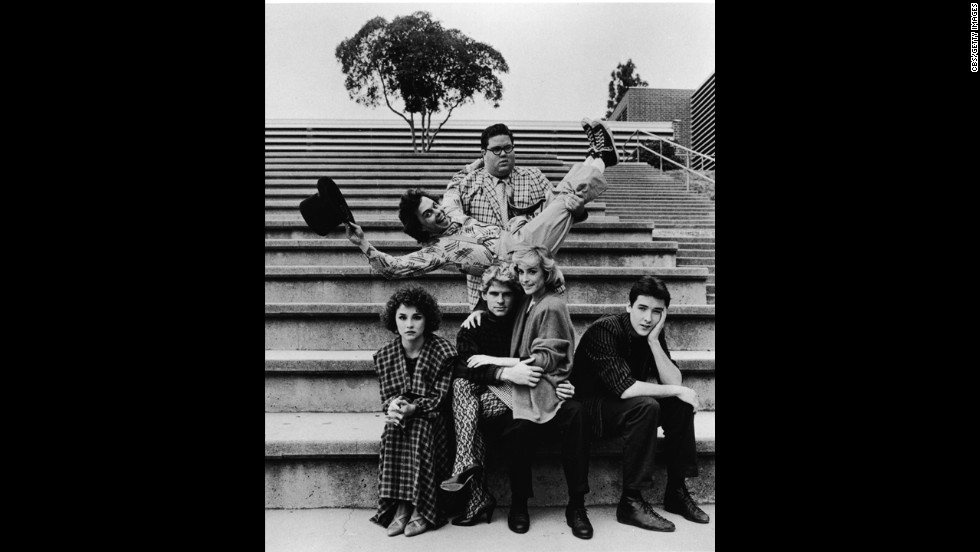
[299,177,355,236]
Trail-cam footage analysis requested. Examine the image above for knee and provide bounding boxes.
[625,396,660,419]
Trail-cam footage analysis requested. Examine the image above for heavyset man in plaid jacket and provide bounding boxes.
[440,123,592,306]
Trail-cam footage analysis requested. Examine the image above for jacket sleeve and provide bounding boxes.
[373,345,404,412]
[362,243,449,279]
[526,299,574,376]
[441,168,471,222]
[579,322,637,398]
[411,341,456,419]
[453,326,501,383]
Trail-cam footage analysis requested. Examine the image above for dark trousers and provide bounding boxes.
[599,396,699,492]
[483,399,590,502]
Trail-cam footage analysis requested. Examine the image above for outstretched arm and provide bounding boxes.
[345,222,448,279]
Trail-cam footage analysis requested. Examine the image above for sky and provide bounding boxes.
[265,1,715,122]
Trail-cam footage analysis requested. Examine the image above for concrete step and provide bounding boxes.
[677,258,715,267]
[609,214,714,220]
[674,249,715,258]
[265,240,679,268]
[265,411,715,508]
[264,162,569,171]
[265,219,656,241]
[264,188,713,205]
[265,303,715,351]
[267,188,450,199]
[265,156,567,167]
[632,222,715,228]
[265,506,716,550]
[652,232,715,240]
[267,214,624,224]
[265,144,600,161]
[265,200,608,217]
[265,169,573,179]
[265,350,716,413]
[674,242,716,250]
[264,266,708,305]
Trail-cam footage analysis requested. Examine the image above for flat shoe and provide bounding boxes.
[404,518,430,537]
[387,513,410,536]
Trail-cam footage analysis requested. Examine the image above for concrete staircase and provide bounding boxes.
[265,120,716,511]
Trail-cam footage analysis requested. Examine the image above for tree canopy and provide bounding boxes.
[605,58,649,119]
[335,11,508,152]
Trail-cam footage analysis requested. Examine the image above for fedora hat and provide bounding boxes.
[299,177,355,236]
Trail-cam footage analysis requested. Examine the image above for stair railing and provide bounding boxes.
[621,129,715,192]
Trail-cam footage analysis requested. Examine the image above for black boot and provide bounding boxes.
[616,494,675,532]
[565,505,593,539]
[663,480,710,524]
[507,498,530,534]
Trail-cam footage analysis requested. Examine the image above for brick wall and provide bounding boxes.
[611,88,694,147]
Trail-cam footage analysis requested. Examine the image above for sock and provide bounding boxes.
[666,477,686,491]
[512,496,528,512]
[567,493,585,510]
[592,157,606,173]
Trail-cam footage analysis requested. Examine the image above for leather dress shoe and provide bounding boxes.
[507,507,530,534]
[663,484,710,523]
[403,518,430,537]
[616,496,675,532]
[440,464,482,492]
[565,507,593,539]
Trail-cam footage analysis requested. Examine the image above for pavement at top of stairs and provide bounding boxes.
[265,505,715,552]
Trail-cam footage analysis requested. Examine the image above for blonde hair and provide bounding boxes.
[510,246,564,291]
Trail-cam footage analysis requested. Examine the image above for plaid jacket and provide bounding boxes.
[373,333,457,418]
[442,166,551,228]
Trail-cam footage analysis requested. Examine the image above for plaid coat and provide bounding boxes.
[369,334,457,529]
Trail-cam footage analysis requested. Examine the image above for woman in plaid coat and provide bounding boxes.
[369,286,456,537]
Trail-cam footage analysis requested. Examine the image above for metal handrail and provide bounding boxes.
[620,129,714,192]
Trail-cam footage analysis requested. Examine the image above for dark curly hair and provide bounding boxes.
[398,188,443,243]
[380,286,442,335]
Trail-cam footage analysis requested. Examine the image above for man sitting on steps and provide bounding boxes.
[570,275,710,533]
[344,118,620,308]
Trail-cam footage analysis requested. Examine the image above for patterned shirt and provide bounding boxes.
[362,218,503,308]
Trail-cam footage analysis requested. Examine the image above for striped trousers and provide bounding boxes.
[451,378,510,517]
